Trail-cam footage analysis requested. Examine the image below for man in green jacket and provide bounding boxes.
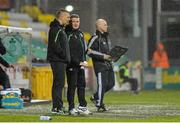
[119,61,138,94]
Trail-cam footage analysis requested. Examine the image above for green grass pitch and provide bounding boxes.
[0,89,180,122]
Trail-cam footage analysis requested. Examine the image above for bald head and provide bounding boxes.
[96,19,108,33]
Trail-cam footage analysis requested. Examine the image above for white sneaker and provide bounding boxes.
[77,106,92,115]
[69,108,79,115]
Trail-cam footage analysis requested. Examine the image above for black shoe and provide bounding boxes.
[90,95,97,106]
[97,104,109,112]
[132,90,139,94]
[51,108,64,115]
[51,108,58,114]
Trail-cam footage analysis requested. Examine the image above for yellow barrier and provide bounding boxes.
[32,66,52,100]
[31,66,68,100]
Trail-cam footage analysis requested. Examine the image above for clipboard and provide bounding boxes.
[110,45,128,62]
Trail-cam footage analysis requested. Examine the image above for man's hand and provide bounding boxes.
[103,54,112,61]
[0,85,4,90]
[87,48,92,54]
[80,61,88,67]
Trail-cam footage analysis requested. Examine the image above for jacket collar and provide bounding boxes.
[50,19,64,28]
[96,30,109,36]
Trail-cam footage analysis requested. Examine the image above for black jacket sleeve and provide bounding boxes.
[0,39,6,55]
[50,28,63,56]
[59,31,70,63]
[0,56,10,68]
[0,39,9,67]
[88,37,104,61]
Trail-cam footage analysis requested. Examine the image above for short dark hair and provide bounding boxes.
[56,8,69,18]
[70,14,80,19]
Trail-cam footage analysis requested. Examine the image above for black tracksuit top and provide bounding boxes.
[88,30,113,73]
[66,28,87,68]
[47,19,70,63]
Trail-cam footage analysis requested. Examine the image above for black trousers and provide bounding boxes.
[66,67,87,110]
[0,67,11,89]
[124,78,138,91]
[93,68,115,107]
[50,62,66,110]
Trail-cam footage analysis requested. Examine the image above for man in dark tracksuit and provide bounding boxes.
[47,9,70,114]
[65,14,91,115]
[88,19,115,112]
[0,38,12,90]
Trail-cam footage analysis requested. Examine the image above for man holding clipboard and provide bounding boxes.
[88,19,127,112]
